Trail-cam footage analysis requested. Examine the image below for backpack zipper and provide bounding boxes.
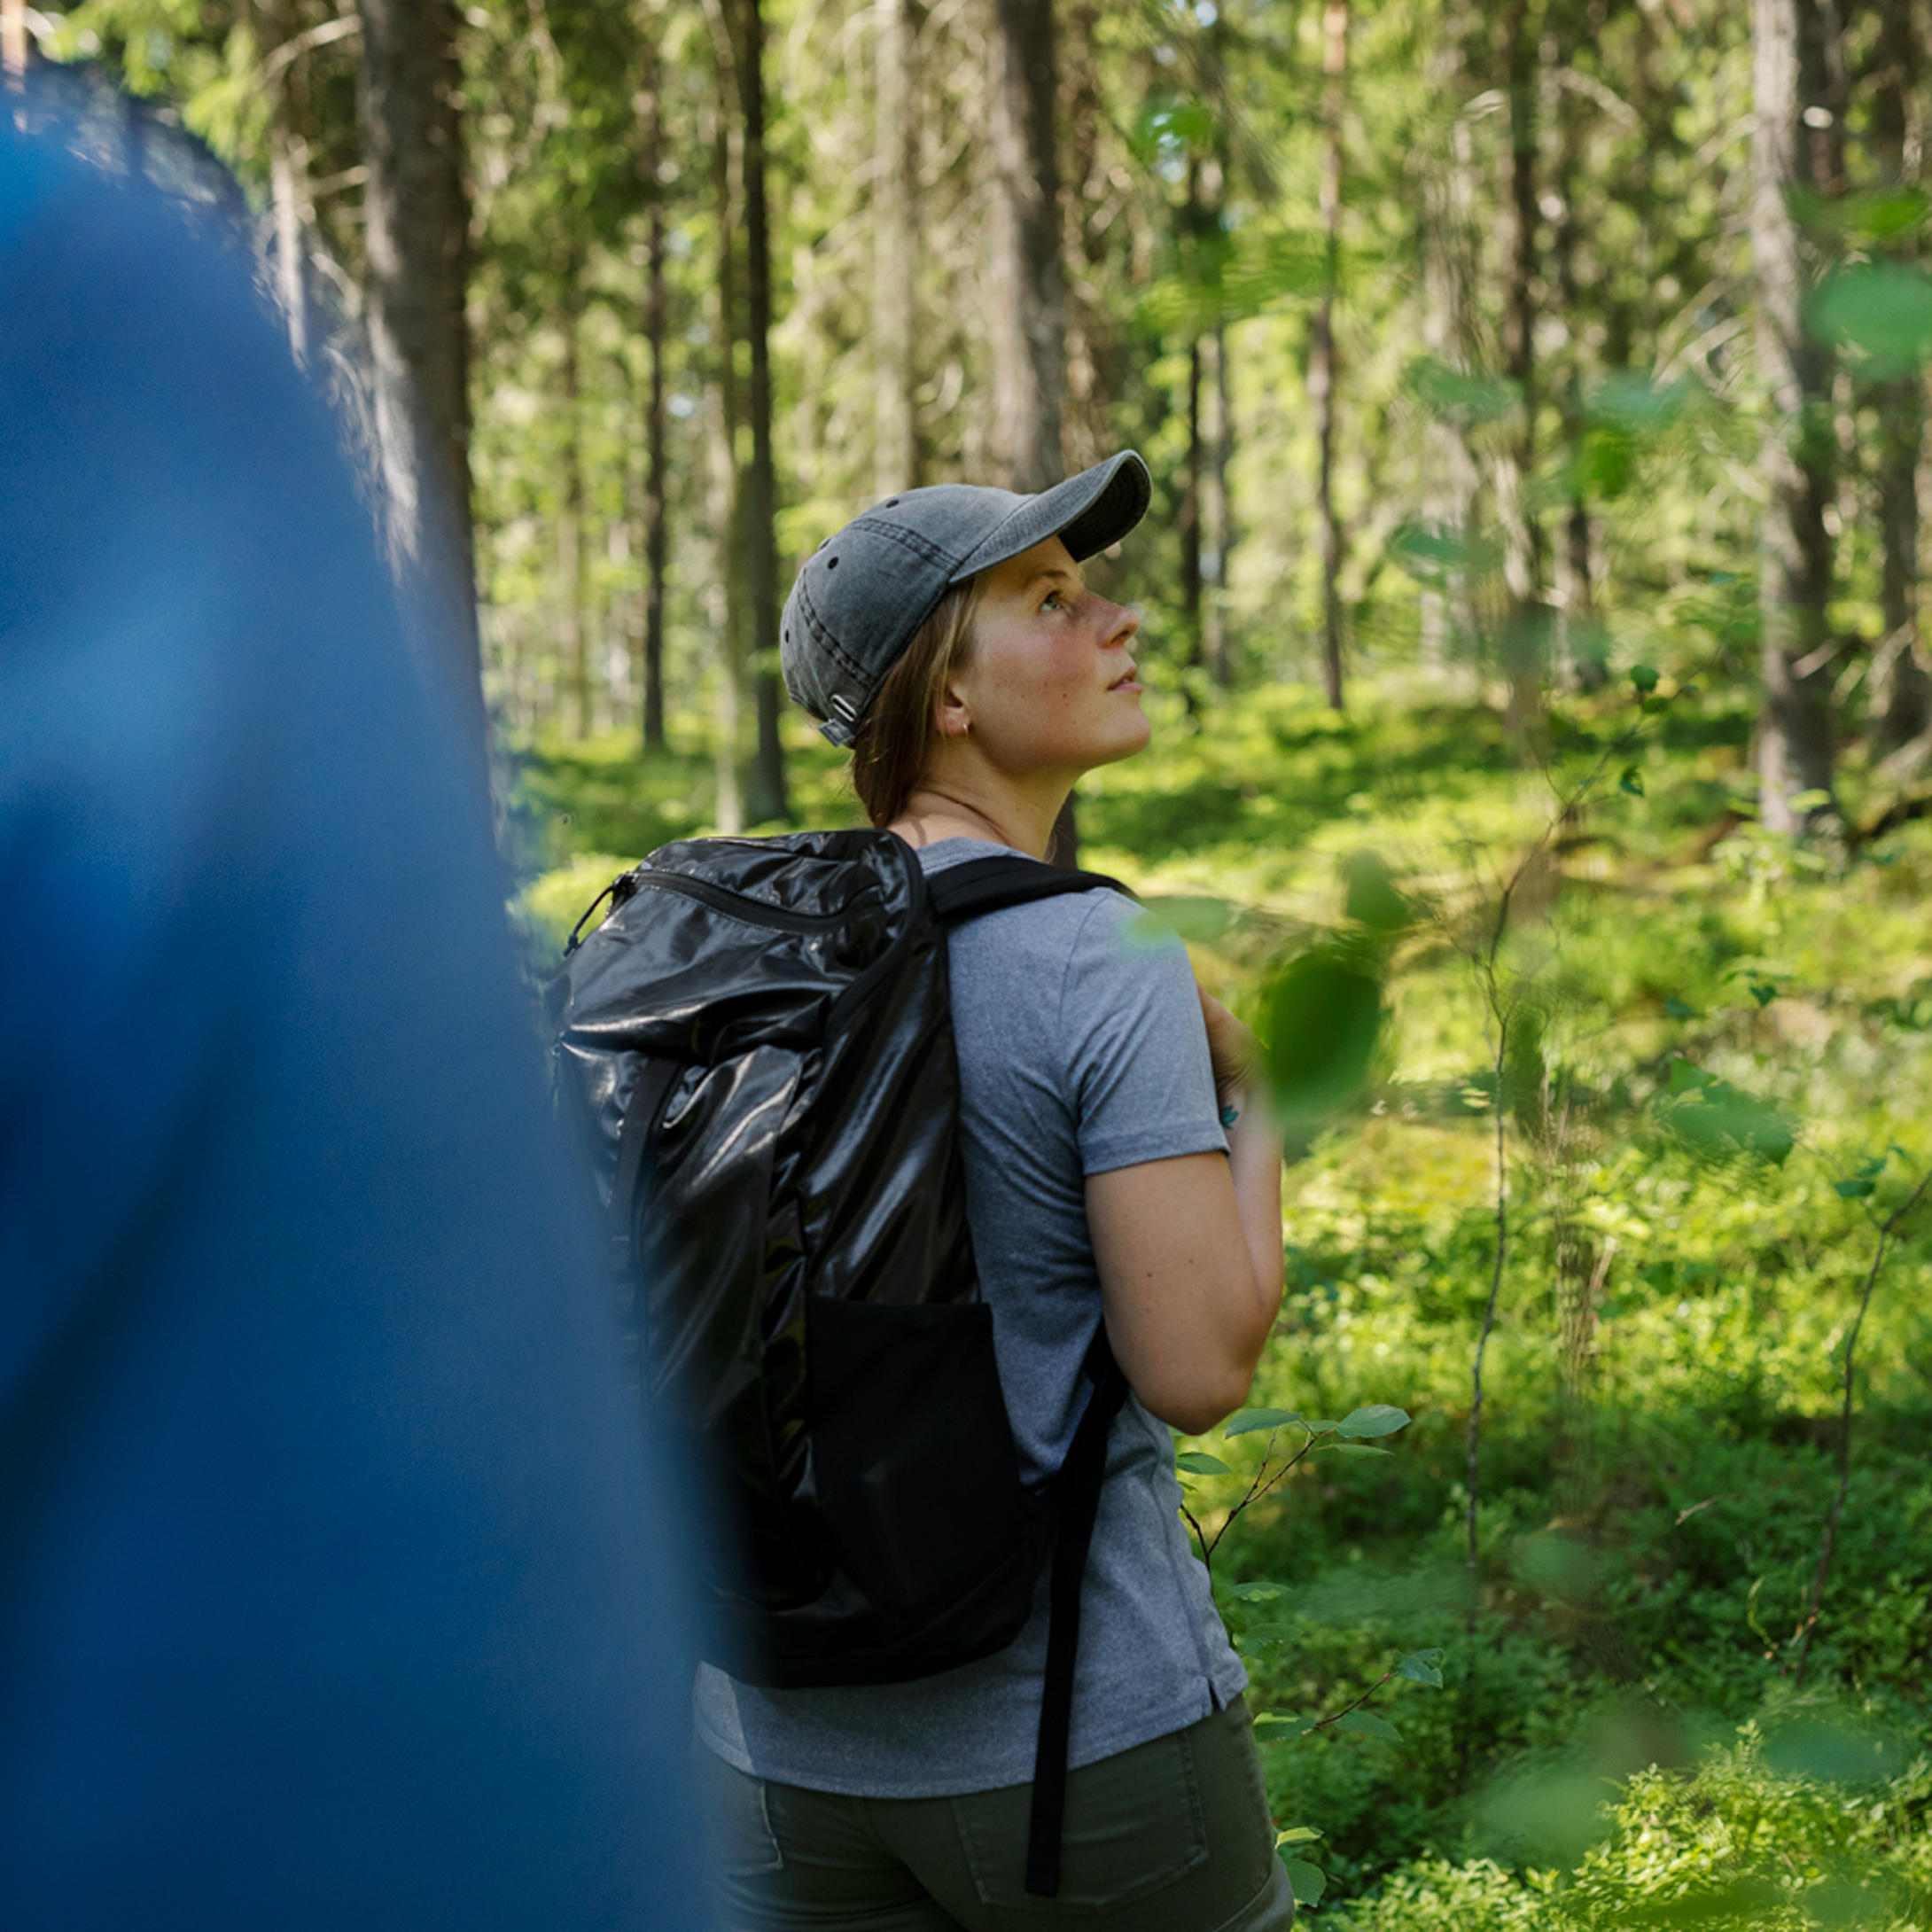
[626,870,849,934]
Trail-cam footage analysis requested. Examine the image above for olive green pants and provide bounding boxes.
[702,1698,1297,1932]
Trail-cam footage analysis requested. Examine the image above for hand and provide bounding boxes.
[1196,984,1261,1102]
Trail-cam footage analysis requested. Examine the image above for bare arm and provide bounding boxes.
[1086,990,1284,1437]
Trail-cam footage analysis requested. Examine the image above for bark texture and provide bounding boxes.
[1749,0,1839,830]
[736,0,788,823]
[354,0,485,740]
[638,25,669,752]
[874,0,919,495]
[1310,0,1349,710]
[987,0,1065,492]
[1868,0,1932,767]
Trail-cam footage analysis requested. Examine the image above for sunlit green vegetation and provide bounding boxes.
[520,671,1932,1926]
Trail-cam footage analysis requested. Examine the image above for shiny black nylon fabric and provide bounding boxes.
[550,830,1036,1686]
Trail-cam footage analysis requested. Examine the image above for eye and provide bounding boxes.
[1040,588,1064,612]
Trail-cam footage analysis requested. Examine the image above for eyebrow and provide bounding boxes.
[1022,564,1083,594]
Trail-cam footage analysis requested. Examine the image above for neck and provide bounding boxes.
[891,764,1073,861]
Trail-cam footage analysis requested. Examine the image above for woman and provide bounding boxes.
[696,451,1292,1931]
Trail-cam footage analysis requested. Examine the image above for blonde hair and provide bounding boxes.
[849,577,985,826]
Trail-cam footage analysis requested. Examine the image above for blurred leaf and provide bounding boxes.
[1620,765,1646,797]
[1274,1826,1323,1846]
[1226,1407,1305,1437]
[1336,1404,1410,1437]
[1259,947,1384,1140]
[1763,1715,1905,1786]
[1833,1177,1874,1198]
[1319,1442,1395,1456]
[1810,262,1932,370]
[1657,1067,1795,1165]
[1227,1581,1293,1605]
[1341,850,1411,931]
[1175,1451,1233,1476]
[1396,1648,1445,1687]
[1334,1708,1402,1740]
[1663,996,1700,1019]
[1629,664,1660,695]
[1282,1857,1326,1906]
[1406,355,1520,426]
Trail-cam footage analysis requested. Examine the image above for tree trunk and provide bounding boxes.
[1180,329,1203,674]
[1549,4,1602,689]
[1749,0,1839,830]
[559,292,590,740]
[2,0,27,84]
[354,0,486,750]
[874,0,919,495]
[260,0,312,369]
[1202,316,1232,689]
[1867,0,1932,766]
[736,0,787,823]
[1494,0,1544,731]
[987,0,1064,493]
[637,24,669,752]
[1309,0,1348,711]
[1417,5,1481,669]
[708,53,748,833]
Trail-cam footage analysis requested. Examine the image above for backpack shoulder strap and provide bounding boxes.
[924,855,1132,925]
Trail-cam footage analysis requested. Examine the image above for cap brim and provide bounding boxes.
[947,451,1152,584]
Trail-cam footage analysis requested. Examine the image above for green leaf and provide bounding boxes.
[1175,1451,1233,1476]
[1335,1708,1403,1740]
[1227,1581,1292,1605]
[1406,354,1520,426]
[1663,996,1700,1020]
[1834,1178,1876,1199]
[1666,1057,1713,1093]
[1274,1826,1324,1846]
[1397,1649,1445,1687]
[1300,1420,1342,1434]
[1226,1408,1305,1438]
[1629,664,1660,695]
[1336,1404,1410,1438]
[1282,1857,1327,1906]
[1809,262,1932,370]
[1253,1710,1313,1737]
[1619,765,1645,798]
[1320,1442,1394,1456]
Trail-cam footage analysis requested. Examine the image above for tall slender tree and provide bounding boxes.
[1309,0,1350,710]
[736,0,787,823]
[1494,0,1545,728]
[354,0,486,746]
[635,18,670,752]
[988,0,1077,863]
[988,0,1065,493]
[874,0,919,495]
[1867,0,1931,768]
[1749,0,1839,829]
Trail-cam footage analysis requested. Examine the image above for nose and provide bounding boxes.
[1098,596,1139,648]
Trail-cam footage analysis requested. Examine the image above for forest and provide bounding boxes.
[13,0,1932,1923]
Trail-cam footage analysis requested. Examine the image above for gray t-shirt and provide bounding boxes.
[694,837,1249,1796]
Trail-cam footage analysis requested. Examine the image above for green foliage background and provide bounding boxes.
[518,670,1932,1925]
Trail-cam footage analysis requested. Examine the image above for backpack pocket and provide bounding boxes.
[806,1297,1030,1615]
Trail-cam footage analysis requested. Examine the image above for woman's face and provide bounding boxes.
[943,536,1147,777]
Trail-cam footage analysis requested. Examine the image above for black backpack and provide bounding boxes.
[549,828,1130,1896]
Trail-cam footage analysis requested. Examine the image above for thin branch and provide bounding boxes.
[1305,1665,1398,1732]
[1792,1163,1932,1686]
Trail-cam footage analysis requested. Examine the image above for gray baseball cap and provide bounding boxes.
[780,450,1152,746]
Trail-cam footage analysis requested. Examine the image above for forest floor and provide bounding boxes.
[514,672,1932,1930]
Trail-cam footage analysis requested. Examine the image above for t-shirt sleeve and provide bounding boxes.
[1057,893,1229,1176]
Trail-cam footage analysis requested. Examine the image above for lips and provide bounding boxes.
[1109,663,1141,691]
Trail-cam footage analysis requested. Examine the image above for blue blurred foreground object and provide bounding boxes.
[0,96,709,1930]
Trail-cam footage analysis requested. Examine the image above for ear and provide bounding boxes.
[935,676,972,740]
